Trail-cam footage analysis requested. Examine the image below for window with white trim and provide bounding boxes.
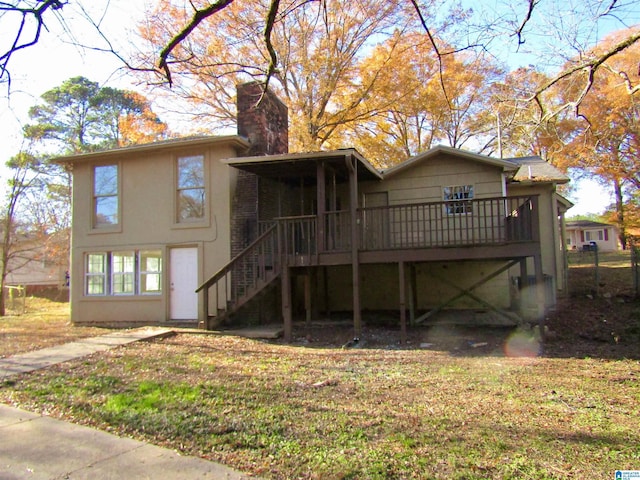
[93,165,119,227]
[177,155,205,222]
[585,230,604,242]
[444,185,474,214]
[86,253,107,295]
[84,250,162,296]
[139,251,162,294]
[112,252,135,295]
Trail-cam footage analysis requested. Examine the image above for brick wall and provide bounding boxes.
[232,82,289,257]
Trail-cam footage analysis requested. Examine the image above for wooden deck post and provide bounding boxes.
[399,261,407,344]
[534,254,546,342]
[519,258,529,319]
[408,263,417,325]
[282,266,292,342]
[316,161,326,253]
[304,269,312,327]
[202,285,209,330]
[322,266,331,318]
[347,154,362,337]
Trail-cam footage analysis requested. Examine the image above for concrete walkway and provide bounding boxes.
[0,328,257,479]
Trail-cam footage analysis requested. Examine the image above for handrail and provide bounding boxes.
[196,224,277,293]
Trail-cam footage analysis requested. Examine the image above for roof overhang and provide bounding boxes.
[224,148,383,182]
[382,145,519,178]
[53,135,250,164]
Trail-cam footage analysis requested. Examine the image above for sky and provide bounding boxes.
[0,0,636,217]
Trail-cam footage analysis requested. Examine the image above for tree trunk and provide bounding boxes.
[614,177,627,249]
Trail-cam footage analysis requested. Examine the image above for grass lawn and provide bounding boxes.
[0,255,639,479]
[0,296,107,358]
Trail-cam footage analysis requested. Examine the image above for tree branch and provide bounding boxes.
[512,0,540,46]
[530,30,640,121]
[0,1,67,85]
[157,0,234,86]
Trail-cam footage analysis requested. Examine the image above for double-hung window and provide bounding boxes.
[86,253,108,295]
[93,165,119,227]
[177,155,205,222]
[444,185,474,215]
[112,252,135,295]
[139,251,162,294]
[84,250,162,296]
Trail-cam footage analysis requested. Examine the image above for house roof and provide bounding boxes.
[53,135,250,164]
[224,148,383,182]
[556,194,574,212]
[566,220,614,229]
[506,156,570,184]
[382,145,519,178]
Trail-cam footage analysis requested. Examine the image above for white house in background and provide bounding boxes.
[565,220,619,252]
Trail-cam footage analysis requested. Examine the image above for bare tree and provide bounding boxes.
[0,1,66,86]
[0,152,39,316]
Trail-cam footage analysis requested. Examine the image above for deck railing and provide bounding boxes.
[277,195,539,256]
[359,195,538,251]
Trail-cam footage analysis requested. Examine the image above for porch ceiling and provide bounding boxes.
[224,149,382,183]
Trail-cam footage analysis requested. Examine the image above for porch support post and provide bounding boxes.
[323,266,331,318]
[316,161,326,253]
[347,154,362,337]
[409,263,417,325]
[399,261,407,344]
[519,258,529,320]
[304,268,312,327]
[534,254,546,342]
[282,266,293,342]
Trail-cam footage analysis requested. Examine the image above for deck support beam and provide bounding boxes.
[304,269,312,327]
[282,266,292,342]
[408,264,417,325]
[347,154,362,338]
[534,254,546,342]
[399,261,407,344]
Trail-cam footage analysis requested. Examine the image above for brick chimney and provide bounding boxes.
[232,83,289,259]
[236,82,288,156]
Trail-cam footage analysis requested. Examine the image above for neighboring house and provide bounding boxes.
[3,230,69,292]
[57,83,571,340]
[565,220,619,252]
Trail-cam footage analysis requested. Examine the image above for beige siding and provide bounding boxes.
[363,153,505,204]
[69,142,240,326]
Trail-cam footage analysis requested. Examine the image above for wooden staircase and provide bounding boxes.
[197,225,281,329]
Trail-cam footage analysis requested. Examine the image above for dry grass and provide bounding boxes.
[0,296,107,358]
[2,333,638,479]
[0,256,639,478]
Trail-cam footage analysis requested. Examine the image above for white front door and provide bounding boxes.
[170,247,199,320]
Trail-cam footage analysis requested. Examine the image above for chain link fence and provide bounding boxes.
[567,246,639,299]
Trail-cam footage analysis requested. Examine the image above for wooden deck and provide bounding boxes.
[198,195,543,334]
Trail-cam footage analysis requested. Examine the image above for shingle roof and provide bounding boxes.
[566,220,614,229]
[506,156,570,184]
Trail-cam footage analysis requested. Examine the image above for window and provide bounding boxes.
[112,252,135,295]
[139,251,162,294]
[86,253,107,295]
[84,250,162,296]
[94,165,119,227]
[585,230,604,242]
[177,155,205,222]
[444,185,473,215]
